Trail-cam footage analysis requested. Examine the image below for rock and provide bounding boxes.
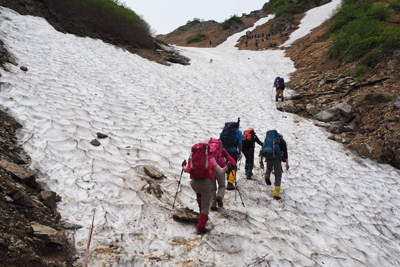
[165,53,190,65]
[20,66,28,71]
[306,104,320,116]
[143,165,164,179]
[0,159,40,189]
[289,94,303,100]
[328,121,352,134]
[96,132,108,138]
[29,222,67,245]
[276,100,299,113]
[40,191,57,208]
[295,103,306,110]
[335,102,353,122]
[90,139,101,146]
[59,221,83,230]
[172,207,199,223]
[314,108,343,122]
[394,101,400,109]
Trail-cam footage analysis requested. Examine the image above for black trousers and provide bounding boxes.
[243,147,254,171]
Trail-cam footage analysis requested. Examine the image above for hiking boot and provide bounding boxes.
[274,186,281,200]
[265,174,271,185]
[227,182,235,190]
[210,206,218,211]
[197,228,208,234]
[216,196,223,208]
[246,175,253,180]
[274,196,281,200]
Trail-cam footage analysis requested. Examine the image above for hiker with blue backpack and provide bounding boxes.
[219,118,243,191]
[273,77,286,102]
[182,142,228,234]
[260,130,289,200]
[208,138,236,211]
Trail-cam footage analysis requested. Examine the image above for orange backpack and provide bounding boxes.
[242,128,254,147]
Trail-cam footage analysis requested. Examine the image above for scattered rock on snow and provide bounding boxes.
[172,207,199,223]
[59,221,83,230]
[96,132,108,138]
[20,66,28,71]
[90,139,101,146]
[143,165,164,179]
[276,100,299,113]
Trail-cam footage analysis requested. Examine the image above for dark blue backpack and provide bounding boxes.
[261,130,281,160]
[273,77,280,87]
[219,122,238,149]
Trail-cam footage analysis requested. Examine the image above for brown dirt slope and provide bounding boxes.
[284,20,400,168]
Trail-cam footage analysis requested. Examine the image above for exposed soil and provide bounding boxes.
[284,20,400,168]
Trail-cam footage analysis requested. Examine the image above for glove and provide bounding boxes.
[182,160,187,167]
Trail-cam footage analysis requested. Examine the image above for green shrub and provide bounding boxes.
[329,0,400,65]
[186,33,206,44]
[44,0,153,48]
[355,77,365,82]
[219,15,243,30]
[389,1,400,13]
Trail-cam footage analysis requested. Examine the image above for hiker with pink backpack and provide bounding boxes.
[182,142,228,234]
[208,138,236,212]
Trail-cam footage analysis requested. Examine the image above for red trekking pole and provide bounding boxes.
[83,210,95,267]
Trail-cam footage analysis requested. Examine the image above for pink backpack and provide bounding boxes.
[189,143,212,179]
[208,138,226,168]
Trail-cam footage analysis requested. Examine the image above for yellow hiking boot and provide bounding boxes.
[274,186,281,200]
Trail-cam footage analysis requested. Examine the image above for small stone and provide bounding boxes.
[90,139,101,146]
[20,66,28,71]
[96,132,108,138]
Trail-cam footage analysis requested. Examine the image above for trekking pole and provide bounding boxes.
[173,160,186,209]
[233,170,245,207]
[83,209,95,267]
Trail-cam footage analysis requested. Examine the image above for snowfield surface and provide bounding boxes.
[1,1,400,266]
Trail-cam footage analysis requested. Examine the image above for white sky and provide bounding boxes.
[122,0,268,34]
[2,0,400,266]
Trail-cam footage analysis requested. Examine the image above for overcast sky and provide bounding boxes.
[123,0,268,35]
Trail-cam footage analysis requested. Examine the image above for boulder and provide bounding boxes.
[276,100,299,114]
[143,165,164,179]
[314,108,343,122]
[96,132,108,138]
[336,102,353,122]
[0,159,40,189]
[40,191,57,208]
[172,207,199,223]
[90,139,101,146]
[306,104,320,116]
[394,101,400,109]
[29,222,67,245]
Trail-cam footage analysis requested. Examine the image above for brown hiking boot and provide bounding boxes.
[265,174,271,185]
[216,196,223,207]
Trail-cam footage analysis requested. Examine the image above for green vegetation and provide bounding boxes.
[389,1,400,13]
[45,0,153,48]
[219,15,243,30]
[263,0,317,21]
[176,18,204,32]
[328,0,400,66]
[186,33,206,44]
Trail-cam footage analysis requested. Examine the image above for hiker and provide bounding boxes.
[209,40,212,46]
[274,42,277,47]
[182,143,228,234]
[208,138,236,211]
[245,40,248,47]
[260,130,289,200]
[255,39,258,48]
[242,128,263,179]
[219,118,243,190]
[275,77,285,102]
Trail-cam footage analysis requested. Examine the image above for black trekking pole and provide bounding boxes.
[233,170,245,207]
[172,160,186,209]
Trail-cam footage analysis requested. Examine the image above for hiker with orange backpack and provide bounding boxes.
[208,138,236,211]
[182,142,227,234]
[274,77,286,102]
[242,128,263,179]
[219,118,243,191]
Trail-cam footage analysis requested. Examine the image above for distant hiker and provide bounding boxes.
[261,37,264,42]
[275,77,285,102]
[219,118,243,190]
[255,39,259,48]
[274,42,277,47]
[208,138,236,211]
[242,128,263,179]
[262,33,264,37]
[182,143,228,234]
[285,31,288,36]
[245,40,248,47]
[260,130,289,200]
[209,40,212,46]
